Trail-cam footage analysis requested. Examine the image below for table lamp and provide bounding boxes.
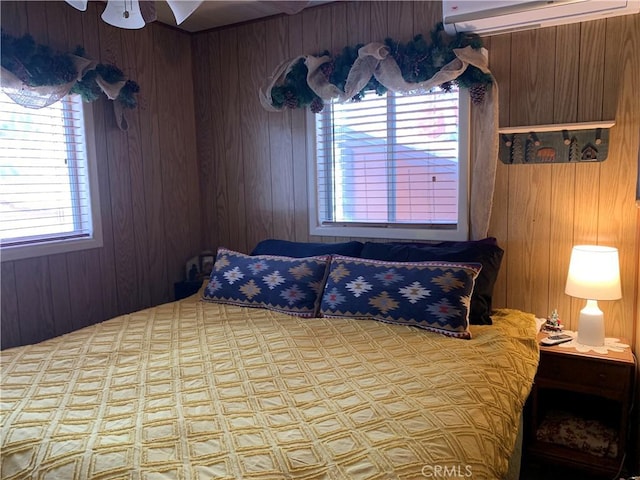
[564,245,622,346]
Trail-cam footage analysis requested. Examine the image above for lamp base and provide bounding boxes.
[576,299,605,346]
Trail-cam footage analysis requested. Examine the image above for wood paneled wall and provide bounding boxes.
[0,1,201,349]
[193,2,639,346]
[487,15,639,345]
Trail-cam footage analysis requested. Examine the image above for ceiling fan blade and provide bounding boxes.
[65,0,88,11]
[140,0,157,23]
[165,0,203,25]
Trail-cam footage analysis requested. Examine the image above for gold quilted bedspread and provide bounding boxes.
[1,294,539,480]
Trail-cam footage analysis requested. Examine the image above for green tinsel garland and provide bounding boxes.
[1,32,139,109]
[270,22,493,112]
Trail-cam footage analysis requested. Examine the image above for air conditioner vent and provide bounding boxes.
[443,0,640,35]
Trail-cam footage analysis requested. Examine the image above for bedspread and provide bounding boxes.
[1,294,539,479]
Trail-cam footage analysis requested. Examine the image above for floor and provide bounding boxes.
[519,455,630,480]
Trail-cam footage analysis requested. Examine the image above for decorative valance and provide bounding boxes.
[259,24,499,240]
[0,32,139,130]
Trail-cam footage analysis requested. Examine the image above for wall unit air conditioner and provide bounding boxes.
[443,0,640,35]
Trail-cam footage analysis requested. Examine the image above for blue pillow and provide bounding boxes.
[202,248,330,317]
[359,239,503,325]
[320,255,481,339]
[251,239,364,258]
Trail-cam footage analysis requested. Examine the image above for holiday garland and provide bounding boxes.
[1,31,139,109]
[269,22,493,113]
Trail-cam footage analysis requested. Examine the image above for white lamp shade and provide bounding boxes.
[565,245,621,300]
[102,0,146,29]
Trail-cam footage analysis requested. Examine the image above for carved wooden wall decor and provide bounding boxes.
[498,121,615,164]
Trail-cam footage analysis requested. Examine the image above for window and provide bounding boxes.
[0,93,102,261]
[309,87,469,240]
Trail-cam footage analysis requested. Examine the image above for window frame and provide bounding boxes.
[0,96,103,262]
[307,88,470,241]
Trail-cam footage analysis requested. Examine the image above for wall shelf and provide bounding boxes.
[498,120,615,134]
[497,121,616,164]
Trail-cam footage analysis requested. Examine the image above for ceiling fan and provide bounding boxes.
[65,0,203,29]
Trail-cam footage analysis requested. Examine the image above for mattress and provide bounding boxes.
[0,293,539,479]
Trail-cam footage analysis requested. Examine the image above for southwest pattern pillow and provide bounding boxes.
[360,239,503,325]
[202,248,330,317]
[320,256,481,339]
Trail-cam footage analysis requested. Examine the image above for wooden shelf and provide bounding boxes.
[498,120,615,134]
[498,121,616,163]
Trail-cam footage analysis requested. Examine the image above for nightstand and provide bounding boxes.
[174,280,204,300]
[527,332,635,476]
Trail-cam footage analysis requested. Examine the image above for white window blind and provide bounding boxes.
[311,87,469,240]
[0,93,102,260]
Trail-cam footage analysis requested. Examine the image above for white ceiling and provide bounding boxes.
[154,0,332,33]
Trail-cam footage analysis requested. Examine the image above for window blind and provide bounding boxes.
[0,93,94,248]
[315,88,460,228]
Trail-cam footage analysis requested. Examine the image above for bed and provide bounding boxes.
[1,240,540,480]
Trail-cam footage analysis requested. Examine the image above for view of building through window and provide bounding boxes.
[0,93,100,258]
[315,87,461,230]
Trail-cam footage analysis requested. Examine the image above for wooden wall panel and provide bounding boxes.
[191,4,639,348]
[1,1,27,34]
[218,28,247,253]
[82,1,119,321]
[66,250,104,331]
[505,29,555,316]
[209,32,231,251]
[370,2,388,42]
[266,17,295,242]
[47,254,74,336]
[345,1,370,47]
[58,0,109,329]
[330,1,347,49]
[177,34,202,262]
[238,22,272,251]
[121,27,152,310]
[155,28,200,282]
[598,15,640,338]
[288,14,310,244]
[1,1,200,349]
[134,25,170,306]
[195,30,230,251]
[193,32,217,251]
[486,34,511,309]
[547,24,579,329]
[413,2,442,37]
[13,257,55,344]
[387,2,413,42]
[1,263,20,347]
[98,21,140,315]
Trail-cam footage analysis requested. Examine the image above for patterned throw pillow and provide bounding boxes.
[360,239,503,325]
[320,255,481,339]
[202,248,330,317]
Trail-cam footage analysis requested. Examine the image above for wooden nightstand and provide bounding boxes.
[527,332,635,476]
